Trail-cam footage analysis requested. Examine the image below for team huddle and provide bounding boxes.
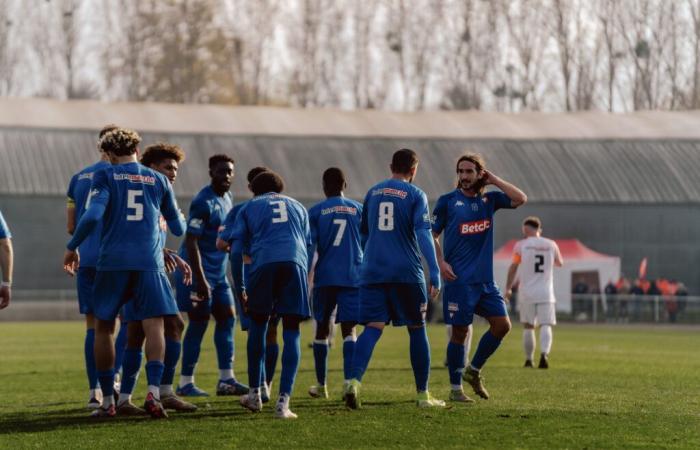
[61,124,562,420]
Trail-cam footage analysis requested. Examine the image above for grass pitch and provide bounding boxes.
[0,321,698,449]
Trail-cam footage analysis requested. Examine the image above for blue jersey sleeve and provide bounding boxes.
[186,197,210,237]
[413,190,432,230]
[431,194,448,234]
[160,180,184,236]
[67,175,77,203]
[489,191,514,211]
[67,170,110,251]
[0,211,11,239]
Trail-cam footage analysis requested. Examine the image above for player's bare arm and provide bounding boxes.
[554,244,564,267]
[215,237,230,252]
[62,248,79,277]
[505,262,519,301]
[482,170,527,207]
[66,202,76,235]
[184,233,210,300]
[0,237,13,309]
[432,230,457,282]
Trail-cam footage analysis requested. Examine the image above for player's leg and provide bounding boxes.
[77,267,100,408]
[160,313,197,411]
[116,318,146,415]
[113,315,128,391]
[442,285,475,403]
[465,283,511,400]
[520,302,536,367]
[337,287,359,393]
[464,324,473,366]
[537,303,557,369]
[142,316,167,418]
[175,271,210,397]
[262,316,279,403]
[212,286,248,396]
[309,287,336,398]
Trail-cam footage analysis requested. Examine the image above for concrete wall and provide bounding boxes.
[2,195,698,295]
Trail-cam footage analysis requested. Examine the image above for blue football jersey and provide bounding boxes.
[432,189,513,284]
[67,160,111,267]
[308,196,363,287]
[89,162,183,271]
[360,179,432,285]
[0,210,10,239]
[178,186,233,282]
[230,193,310,275]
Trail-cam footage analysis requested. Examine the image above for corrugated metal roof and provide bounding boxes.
[0,127,699,203]
[2,97,700,139]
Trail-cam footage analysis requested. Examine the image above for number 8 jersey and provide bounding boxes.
[512,236,559,304]
[360,179,432,285]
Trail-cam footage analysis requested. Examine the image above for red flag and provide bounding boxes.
[638,257,648,280]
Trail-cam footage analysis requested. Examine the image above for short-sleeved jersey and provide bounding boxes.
[66,160,111,267]
[230,193,310,275]
[432,189,513,285]
[513,236,559,304]
[0,210,11,239]
[90,162,182,271]
[178,186,233,282]
[308,196,363,288]
[360,179,432,285]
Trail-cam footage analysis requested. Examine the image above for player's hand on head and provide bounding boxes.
[62,249,80,276]
[439,261,458,282]
[0,286,10,309]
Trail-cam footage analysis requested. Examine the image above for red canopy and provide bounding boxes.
[494,238,617,261]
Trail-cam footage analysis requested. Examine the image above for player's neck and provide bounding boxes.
[114,155,138,164]
[210,184,228,197]
[459,188,479,197]
[391,173,411,182]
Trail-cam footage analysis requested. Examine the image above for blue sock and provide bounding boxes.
[145,361,165,388]
[408,327,431,392]
[265,343,279,385]
[470,331,502,370]
[312,340,329,385]
[97,368,115,398]
[181,320,208,377]
[279,329,301,396]
[350,326,382,381]
[247,320,268,389]
[342,337,356,380]
[447,341,465,386]
[114,322,128,375]
[120,348,143,395]
[84,329,98,390]
[162,338,181,386]
[214,317,235,374]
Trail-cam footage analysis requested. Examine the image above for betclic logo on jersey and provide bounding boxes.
[459,219,491,235]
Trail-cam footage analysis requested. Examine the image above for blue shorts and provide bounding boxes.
[247,262,310,318]
[313,286,359,324]
[175,272,234,319]
[443,282,508,326]
[359,282,427,327]
[76,267,96,315]
[93,270,178,322]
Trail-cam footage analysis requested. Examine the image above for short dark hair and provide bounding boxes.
[523,216,542,229]
[322,167,345,196]
[209,154,235,170]
[140,142,185,167]
[100,128,141,156]
[247,166,269,184]
[251,171,284,195]
[390,149,418,174]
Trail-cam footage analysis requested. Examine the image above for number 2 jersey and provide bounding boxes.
[89,162,183,271]
[308,196,363,288]
[229,193,310,275]
[432,189,513,285]
[512,236,559,304]
[360,179,432,285]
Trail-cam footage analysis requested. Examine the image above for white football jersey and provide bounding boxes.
[513,236,559,304]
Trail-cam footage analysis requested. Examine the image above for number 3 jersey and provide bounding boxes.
[89,162,182,272]
[230,193,311,275]
[512,236,559,304]
[308,196,363,288]
[360,179,432,285]
[431,189,513,286]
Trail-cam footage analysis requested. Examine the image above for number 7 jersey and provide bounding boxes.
[360,179,432,285]
[308,196,363,288]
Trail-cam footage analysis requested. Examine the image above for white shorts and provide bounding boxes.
[519,302,556,326]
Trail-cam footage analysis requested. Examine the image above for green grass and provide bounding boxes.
[0,321,699,449]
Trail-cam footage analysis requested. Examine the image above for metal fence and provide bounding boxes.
[567,294,700,324]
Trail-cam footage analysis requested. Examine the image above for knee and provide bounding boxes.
[450,325,469,343]
[315,321,331,340]
[165,316,185,340]
[491,320,512,339]
[282,315,302,332]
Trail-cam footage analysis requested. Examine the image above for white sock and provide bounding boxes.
[219,369,234,381]
[117,393,132,406]
[160,384,174,396]
[179,375,194,387]
[277,393,290,409]
[344,334,356,343]
[464,325,473,366]
[314,338,329,346]
[103,394,114,408]
[148,385,160,400]
[468,364,479,373]
[523,329,535,361]
[540,325,553,355]
[90,388,100,399]
[450,384,462,391]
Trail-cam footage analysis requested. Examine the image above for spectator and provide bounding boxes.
[573,278,589,294]
[676,282,688,315]
[604,280,617,321]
